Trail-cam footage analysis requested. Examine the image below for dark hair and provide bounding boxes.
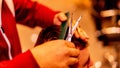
[35,25,60,46]
[35,25,87,49]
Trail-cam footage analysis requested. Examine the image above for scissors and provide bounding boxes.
[66,14,82,41]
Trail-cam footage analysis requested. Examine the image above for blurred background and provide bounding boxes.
[16,0,120,68]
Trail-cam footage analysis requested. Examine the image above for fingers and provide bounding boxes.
[68,48,80,57]
[74,27,89,42]
[72,20,89,42]
[57,12,67,21]
[64,40,80,57]
[65,41,75,48]
[65,41,80,57]
[65,41,80,66]
[53,12,67,25]
[68,57,79,66]
[31,40,80,68]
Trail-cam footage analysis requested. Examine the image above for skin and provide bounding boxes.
[73,47,93,68]
[53,12,67,26]
[32,12,93,68]
[31,40,80,68]
[31,12,79,68]
[73,26,93,68]
[33,26,93,68]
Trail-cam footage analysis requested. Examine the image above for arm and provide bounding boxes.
[14,0,58,28]
[0,40,80,68]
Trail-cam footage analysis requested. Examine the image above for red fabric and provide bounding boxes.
[2,0,21,59]
[14,0,58,28]
[0,50,39,68]
[7,50,39,68]
[0,0,58,67]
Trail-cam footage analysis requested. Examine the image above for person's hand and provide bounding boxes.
[74,27,89,42]
[30,40,80,68]
[72,20,89,42]
[53,12,67,26]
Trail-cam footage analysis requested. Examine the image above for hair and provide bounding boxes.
[35,25,87,49]
[35,25,60,45]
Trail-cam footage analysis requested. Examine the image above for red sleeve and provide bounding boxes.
[13,0,58,28]
[0,50,39,68]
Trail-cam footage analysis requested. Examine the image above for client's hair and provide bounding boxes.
[35,25,60,45]
[35,25,87,49]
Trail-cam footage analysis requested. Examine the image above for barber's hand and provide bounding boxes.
[74,27,89,42]
[53,12,67,26]
[30,40,80,68]
[72,20,89,42]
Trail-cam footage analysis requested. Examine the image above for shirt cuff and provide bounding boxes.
[7,50,39,68]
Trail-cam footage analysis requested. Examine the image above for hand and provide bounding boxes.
[72,20,89,42]
[53,12,67,26]
[30,40,80,68]
[74,27,89,42]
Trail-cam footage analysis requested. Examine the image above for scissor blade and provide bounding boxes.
[66,15,82,42]
[65,13,73,41]
[72,16,82,33]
